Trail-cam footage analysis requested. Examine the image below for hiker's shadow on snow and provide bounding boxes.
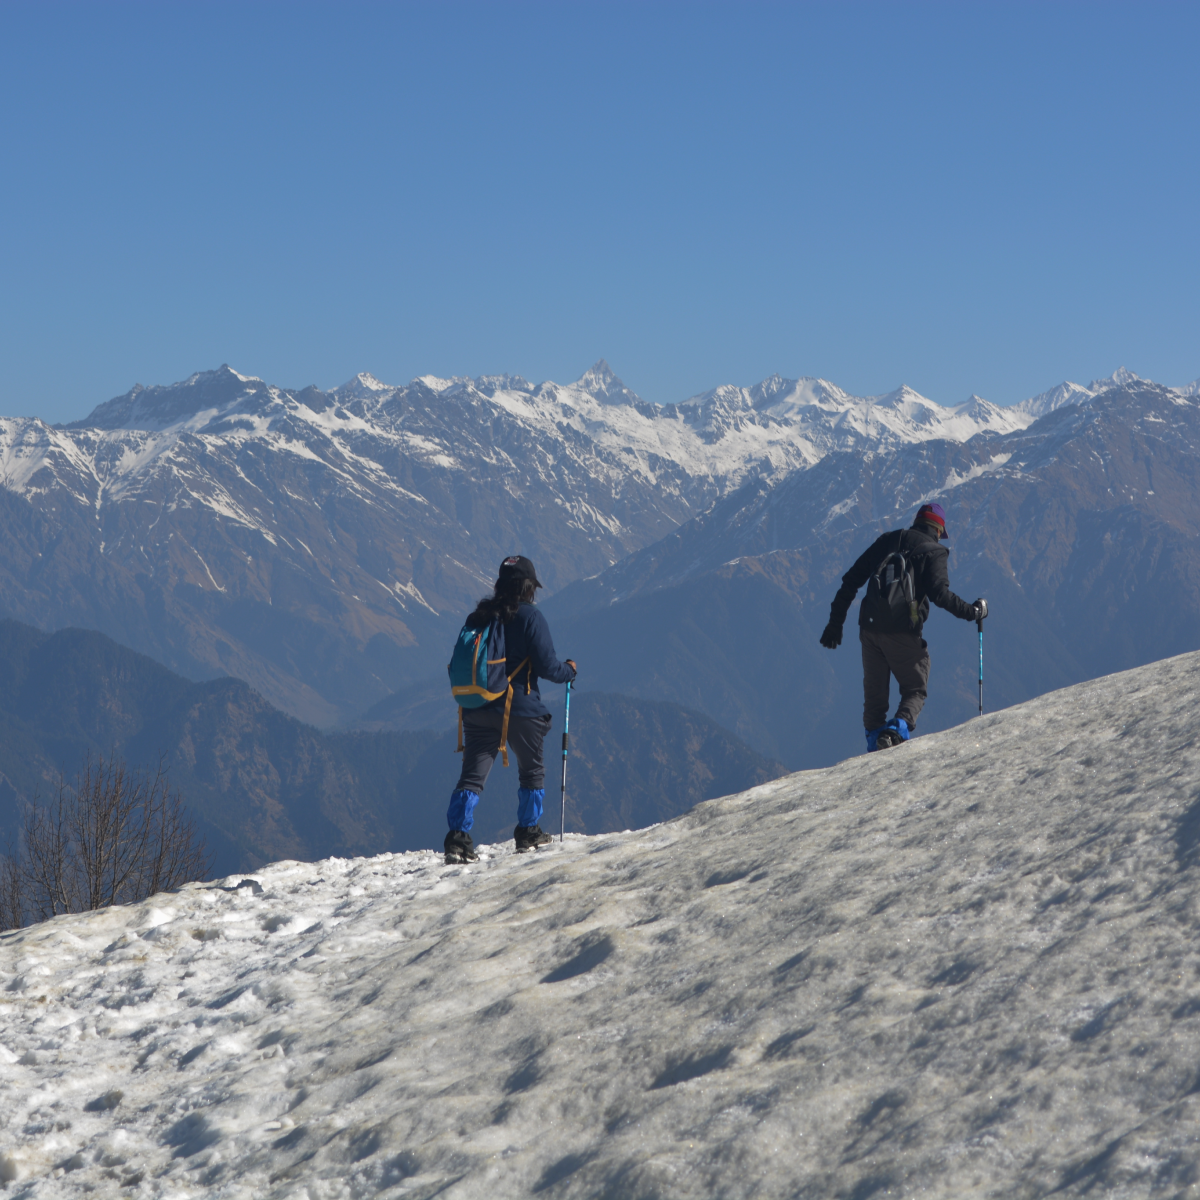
[1174,795,1200,869]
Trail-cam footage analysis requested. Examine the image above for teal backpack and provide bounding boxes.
[447,618,529,766]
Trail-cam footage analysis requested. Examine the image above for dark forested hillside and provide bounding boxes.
[0,623,784,875]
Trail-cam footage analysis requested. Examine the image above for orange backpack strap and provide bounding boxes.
[498,684,513,767]
[497,657,530,766]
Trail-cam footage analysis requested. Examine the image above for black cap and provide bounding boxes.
[498,555,542,588]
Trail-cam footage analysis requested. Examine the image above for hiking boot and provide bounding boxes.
[444,830,479,865]
[514,825,553,853]
[874,729,900,750]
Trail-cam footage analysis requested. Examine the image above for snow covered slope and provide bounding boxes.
[4,650,1200,1197]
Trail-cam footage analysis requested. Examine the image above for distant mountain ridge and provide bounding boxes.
[550,375,1200,613]
[0,358,1193,728]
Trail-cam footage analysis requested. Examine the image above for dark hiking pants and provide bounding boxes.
[455,708,551,794]
[860,628,931,730]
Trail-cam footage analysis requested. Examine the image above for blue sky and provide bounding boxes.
[2,1,1198,423]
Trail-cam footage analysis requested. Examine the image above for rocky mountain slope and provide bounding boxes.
[0,622,782,878]
[538,378,1200,768]
[0,361,1059,726]
[4,650,1200,1197]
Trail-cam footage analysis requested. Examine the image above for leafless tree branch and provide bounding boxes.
[4,753,211,929]
[0,848,23,932]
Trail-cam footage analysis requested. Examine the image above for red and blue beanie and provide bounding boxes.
[915,502,948,539]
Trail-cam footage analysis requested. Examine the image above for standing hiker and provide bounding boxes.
[445,556,577,863]
[819,503,986,752]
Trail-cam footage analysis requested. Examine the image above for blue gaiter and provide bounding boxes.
[517,787,544,828]
[447,789,480,832]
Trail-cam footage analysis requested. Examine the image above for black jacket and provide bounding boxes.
[829,527,976,636]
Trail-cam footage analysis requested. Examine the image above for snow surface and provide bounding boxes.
[5,651,1200,1197]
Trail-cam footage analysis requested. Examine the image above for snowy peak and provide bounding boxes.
[1016,368,1150,420]
[413,374,467,395]
[947,393,1009,429]
[573,359,644,407]
[470,373,534,400]
[869,383,937,410]
[749,376,849,416]
[68,365,273,433]
[1016,380,1095,419]
[1090,365,1140,392]
[337,371,391,398]
[575,358,617,390]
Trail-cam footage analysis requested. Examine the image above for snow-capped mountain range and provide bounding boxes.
[0,359,1191,725]
[552,372,1200,614]
[9,361,1171,539]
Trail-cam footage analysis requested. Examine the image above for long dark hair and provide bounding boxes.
[465,576,538,627]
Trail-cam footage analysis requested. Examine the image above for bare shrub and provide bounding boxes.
[0,850,22,932]
[2,753,211,929]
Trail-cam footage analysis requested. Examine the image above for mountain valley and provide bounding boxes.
[0,622,781,882]
[0,360,1101,727]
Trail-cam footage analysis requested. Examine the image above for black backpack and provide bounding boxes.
[862,533,921,632]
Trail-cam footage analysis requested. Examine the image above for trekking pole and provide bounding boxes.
[975,598,988,716]
[560,680,571,843]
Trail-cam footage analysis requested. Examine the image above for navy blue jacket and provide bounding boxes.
[484,603,575,719]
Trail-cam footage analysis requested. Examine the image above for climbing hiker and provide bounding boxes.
[445,555,577,863]
[819,502,986,752]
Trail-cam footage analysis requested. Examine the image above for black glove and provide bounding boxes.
[973,598,988,622]
[820,622,843,649]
